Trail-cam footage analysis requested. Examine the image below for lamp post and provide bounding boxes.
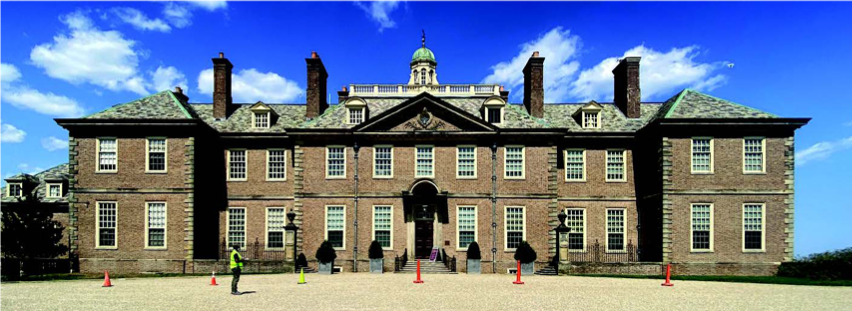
[553,211,571,274]
[285,211,299,265]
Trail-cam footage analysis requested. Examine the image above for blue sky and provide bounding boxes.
[1,1,850,257]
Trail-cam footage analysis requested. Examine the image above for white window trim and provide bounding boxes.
[742,203,767,253]
[6,182,23,198]
[484,106,505,125]
[144,202,167,250]
[145,137,168,174]
[226,207,247,249]
[564,149,586,182]
[372,145,394,179]
[414,145,435,179]
[455,145,478,179]
[371,205,394,251]
[503,145,526,180]
[95,137,118,173]
[743,137,767,174]
[690,203,714,253]
[265,207,287,251]
[605,149,628,183]
[325,146,347,179]
[690,137,714,174]
[325,205,347,251]
[581,111,601,129]
[456,205,478,251]
[605,208,627,253]
[46,183,63,198]
[266,149,288,181]
[95,201,118,250]
[347,107,366,125]
[226,149,248,181]
[503,206,526,252]
[564,208,587,253]
[252,112,271,129]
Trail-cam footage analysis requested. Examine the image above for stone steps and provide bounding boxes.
[397,261,455,274]
[534,266,558,276]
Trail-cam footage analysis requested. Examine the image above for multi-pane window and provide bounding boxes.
[486,107,502,123]
[146,202,166,248]
[97,138,117,172]
[606,209,626,252]
[97,202,117,248]
[254,112,269,128]
[228,207,246,249]
[326,147,346,178]
[744,138,765,173]
[456,146,476,178]
[606,150,626,181]
[326,206,345,248]
[373,206,392,249]
[48,184,62,198]
[691,138,712,173]
[8,183,22,197]
[415,146,434,178]
[504,146,525,179]
[228,150,247,180]
[691,204,712,251]
[565,149,585,181]
[583,112,599,128]
[505,207,524,250]
[457,206,476,249]
[348,108,364,124]
[744,204,764,251]
[147,138,167,172]
[373,146,393,178]
[565,209,585,250]
[267,208,286,249]
[267,150,287,180]
[420,69,427,85]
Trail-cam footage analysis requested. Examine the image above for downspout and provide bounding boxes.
[490,142,498,273]
[353,142,360,272]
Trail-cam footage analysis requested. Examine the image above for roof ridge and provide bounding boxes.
[663,89,690,118]
[166,90,196,119]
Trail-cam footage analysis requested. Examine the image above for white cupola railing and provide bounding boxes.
[348,84,501,97]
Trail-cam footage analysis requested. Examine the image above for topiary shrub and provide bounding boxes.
[295,253,308,269]
[315,241,337,263]
[368,240,384,259]
[467,241,481,260]
[513,241,537,264]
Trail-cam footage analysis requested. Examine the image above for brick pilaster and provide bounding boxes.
[547,145,559,259]
[661,137,673,263]
[783,136,795,261]
[183,137,196,266]
[67,137,79,254]
[293,145,305,257]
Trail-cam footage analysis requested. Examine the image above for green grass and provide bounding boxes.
[569,274,852,286]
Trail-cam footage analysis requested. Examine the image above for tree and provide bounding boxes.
[1,192,68,275]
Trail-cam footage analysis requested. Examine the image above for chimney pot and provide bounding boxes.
[532,51,540,58]
[175,86,183,94]
[219,52,224,59]
[343,86,347,92]
[311,51,319,59]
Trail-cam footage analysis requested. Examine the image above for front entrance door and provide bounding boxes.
[414,204,435,259]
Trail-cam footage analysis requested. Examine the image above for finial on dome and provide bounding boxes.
[422,29,426,47]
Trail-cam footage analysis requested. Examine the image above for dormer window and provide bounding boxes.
[481,97,506,125]
[254,112,270,128]
[348,108,364,124]
[344,97,367,125]
[249,101,276,129]
[47,183,62,198]
[7,183,22,198]
[582,111,600,128]
[575,101,603,129]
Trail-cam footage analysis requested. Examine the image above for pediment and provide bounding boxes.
[353,93,497,132]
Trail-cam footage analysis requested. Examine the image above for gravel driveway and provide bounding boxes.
[3,273,850,310]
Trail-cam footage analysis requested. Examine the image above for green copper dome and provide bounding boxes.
[411,47,436,63]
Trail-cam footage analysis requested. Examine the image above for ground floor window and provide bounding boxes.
[326,205,345,249]
[505,206,525,250]
[606,208,626,252]
[743,203,765,251]
[373,206,392,249]
[146,202,166,248]
[457,206,476,249]
[564,208,585,250]
[97,202,117,248]
[228,207,246,249]
[267,207,286,249]
[691,204,713,251]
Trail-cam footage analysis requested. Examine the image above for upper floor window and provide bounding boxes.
[228,150,247,181]
[415,146,434,178]
[253,112,270,128]
[564,149,585,182]
[348,108,364,124]
[326,146,346,179]
[267,149,287,181]
[146,138,167,173]
[456,146,477,179]
[97,138,118,173]
[582,111,600,128]
[691,138,713,174]
[606,150,626,182]
[373,146,393,178]
[7,183,22,198]
[47,183,62,198]
[606,208,626,252]
[743,138,765,173]
[504,146,525,179]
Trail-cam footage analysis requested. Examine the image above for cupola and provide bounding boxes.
[409,30,438,86]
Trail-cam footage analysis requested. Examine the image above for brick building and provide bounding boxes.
[44,37,808,275]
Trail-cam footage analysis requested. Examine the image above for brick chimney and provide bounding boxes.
[172,86,189,103]
[305,51,328,119]
[212,52,233,119]
[523,51,544,118]
[338,86,349,104]
[613,57,641,118]
[499,85,509,102]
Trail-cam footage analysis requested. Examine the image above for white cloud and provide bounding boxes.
[843,121,852,127]
[0,123,26,143]
[355,1,400,32]
[482,27,581,103]
[149,66,188,93]
[570,45,727,102]
[188,1,228,11]
[15,163,44,175]
[197,68,303,103]
[163,2,193,28]
[30,11,147,95]
[41,136,69,151]
[112,7,171,32]
[796,136,852,166]
[0,63,86,117]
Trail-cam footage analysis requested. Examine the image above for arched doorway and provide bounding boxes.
[410,180,438,259]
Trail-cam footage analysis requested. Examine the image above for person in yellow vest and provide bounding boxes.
[230,244,245,295]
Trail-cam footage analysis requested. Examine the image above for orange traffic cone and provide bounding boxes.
[210,271,218,286]
[413,260,424,284]
[513,261,524,285]
[661,263,674,287]
[102,270,113,287]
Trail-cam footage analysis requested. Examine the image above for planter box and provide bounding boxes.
[370,259,383,274]
[467,259,481,274]
[318,261,334,275]
[521,262,535,275]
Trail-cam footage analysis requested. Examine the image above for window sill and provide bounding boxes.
[95,171,118,174]
[325,177,347,180]
[95,247,118,250]
[144,247,168,251]
[605,180,628,183]
[568,250,587,253]
[742,249,766,253]
[145,171,168,174]
[373,176,394,180]
[264,248,286,252]
[456,176,478,180]
[690,172,714,175]
[690,250,714,253]
[565,180,586,183]
[333,247,346,251]
[503,177,526,180]
[227,179,248,182]
[743,172,767,175]
[605,250,627,254]
[266,179,288,182]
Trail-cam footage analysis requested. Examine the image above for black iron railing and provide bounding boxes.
[219,238,288,261]
[440,249,457,272]
[395,249,408,272]
[1,258,71,278]
[563,240,638,263]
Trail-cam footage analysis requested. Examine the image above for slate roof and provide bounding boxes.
[543,103,663,132]
[84,90,197,119]
[192,103,305,133]
[654,89,777,120]
[1,163,70,204]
